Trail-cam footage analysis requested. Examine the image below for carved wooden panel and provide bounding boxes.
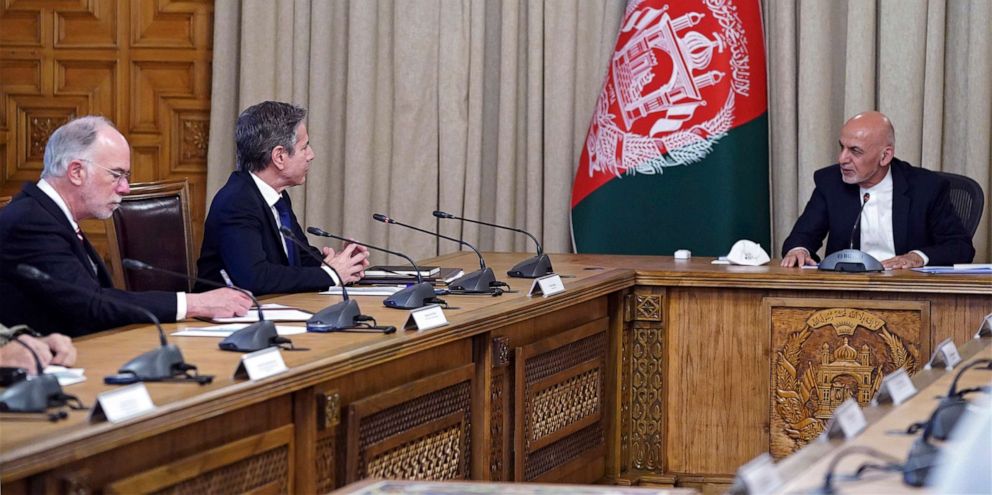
[765,298,929,459]
[622,324,665,473]
[514,318,609,481]
[345,365,474,484]
[489,335,511,481]
[1,0,213,277]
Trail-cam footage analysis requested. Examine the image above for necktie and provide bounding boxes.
[274,196,298,266]
[76,228,99,276]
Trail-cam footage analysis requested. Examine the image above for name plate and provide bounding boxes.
[826,398,867,440]
[528,274,565,297]
[926,338,962,370]
[89,383,155,424]
[735,453,782,495]
[403,304,448,331]
[234,347,288,380]
[872,368,917,406]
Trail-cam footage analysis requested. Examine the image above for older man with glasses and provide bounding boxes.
[0,116,253,336]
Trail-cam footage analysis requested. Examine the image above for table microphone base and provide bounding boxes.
[507,254,553,278]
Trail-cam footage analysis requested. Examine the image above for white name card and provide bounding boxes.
[89,383,155,424]
[926,338,962,370]
[528,274,565,297]
[403,304,448,331]
[234,347,288,380]
[826,398,867,440]
[872,368,917,406]
[736,453,782,495]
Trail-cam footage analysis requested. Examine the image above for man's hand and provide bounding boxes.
[781,247,817,267]
[1,336,54,374]
[322,243,370,284]
[42,333,76,366]
[186,288,253,318]
[882,252,925,270]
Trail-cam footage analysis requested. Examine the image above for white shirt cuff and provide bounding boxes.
[176,292,187,320]
[911,250,929,266]
[321,265,341,287]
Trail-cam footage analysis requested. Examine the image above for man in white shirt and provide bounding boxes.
[195,101,368,295]
[0,116,253,336]
[781,111,974,269]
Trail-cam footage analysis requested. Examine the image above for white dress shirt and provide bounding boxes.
[249,173,340,285]
[37,179,187,319]
[858,168,929,265]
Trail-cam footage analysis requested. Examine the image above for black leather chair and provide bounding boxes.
[935,171,985,238]
[105,179,195,291]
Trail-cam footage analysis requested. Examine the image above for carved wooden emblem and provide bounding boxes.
[766,299,927,459]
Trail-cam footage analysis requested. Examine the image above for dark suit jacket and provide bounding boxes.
[782,158,975,266]
[0,182,178,336]
[195,171,333,295]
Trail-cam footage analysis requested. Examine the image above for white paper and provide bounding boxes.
[43,365,86,387]
[321,286,404,296]
[212,307,312,323]
[406,304,448,331]
[529,274,566,297]
[172,324,307,338]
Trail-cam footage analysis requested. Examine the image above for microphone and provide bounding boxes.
[122,259,289,353]
[278,227,363,331]
[432,210,553,278]
[818,192,883,272]
[849,192,870,249]
[15,264,210,383]
[306,226,438,310]
[373,213,500,293]
[0,331,80,418]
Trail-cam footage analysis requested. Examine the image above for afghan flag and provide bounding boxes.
[571,0,770,256]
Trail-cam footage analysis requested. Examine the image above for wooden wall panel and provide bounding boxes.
[1,0,213,275]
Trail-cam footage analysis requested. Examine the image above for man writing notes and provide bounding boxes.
[781,111,974,269]
[0,117,253,336]
[196,101,368,295]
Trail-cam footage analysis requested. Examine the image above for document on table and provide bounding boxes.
[320,286,405,296]
[172,324,308,338]
[44,365,86,386]
[912,266,992,274]
[211,303,312,323]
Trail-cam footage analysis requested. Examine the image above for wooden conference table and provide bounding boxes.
[1,253,989,493]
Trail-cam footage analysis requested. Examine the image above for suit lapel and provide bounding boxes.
[23,183,107,284]
[891,161,910,255]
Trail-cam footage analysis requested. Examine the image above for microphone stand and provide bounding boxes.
[306,226,439,310]
[16,264,210,383]
[433,210,553,278]
[121,259,289,353]
[279,227,365,331]
[373,213,501,293]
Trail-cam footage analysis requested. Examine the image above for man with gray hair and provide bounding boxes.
[0,116,253,336]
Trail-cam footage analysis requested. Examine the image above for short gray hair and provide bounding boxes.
[41,116,115,178]
[235,101,307,173]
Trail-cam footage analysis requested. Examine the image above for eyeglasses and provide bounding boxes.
[78,158,131,186]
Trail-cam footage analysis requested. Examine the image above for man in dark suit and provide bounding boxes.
[781,111,974,269]
[195,101,368,295]
[0,116,253,336]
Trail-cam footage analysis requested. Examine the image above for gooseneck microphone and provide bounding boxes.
[279,227,363,331]
[122,259,289,353]
[849,192,871,249]
[818,192,883,273]
[307,226,438,310]
[373,213,500,293]
[432,210,553,278]
[16,264,211,383]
